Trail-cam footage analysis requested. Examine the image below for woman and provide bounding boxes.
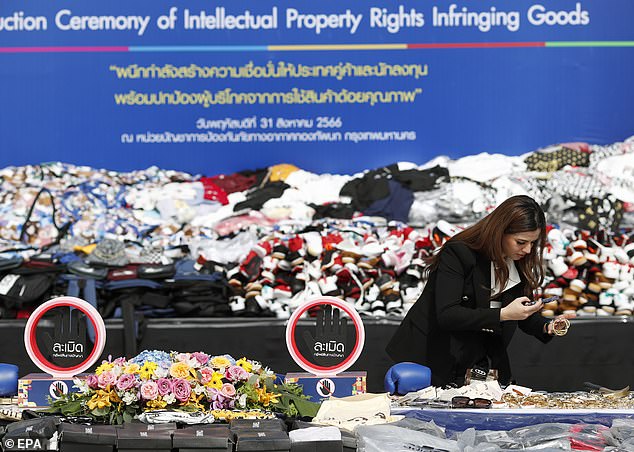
[386,195,568,387]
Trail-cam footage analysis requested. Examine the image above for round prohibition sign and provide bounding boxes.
[286,296,365,376]
[24,296,106,378]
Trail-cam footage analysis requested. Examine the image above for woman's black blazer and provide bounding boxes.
[386,240,551,386]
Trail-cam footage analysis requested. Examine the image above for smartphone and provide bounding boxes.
[523,296,558,306]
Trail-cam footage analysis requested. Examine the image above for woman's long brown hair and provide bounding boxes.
[427,195,547,296]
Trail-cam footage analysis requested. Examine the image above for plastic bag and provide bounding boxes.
[356,424,460,452]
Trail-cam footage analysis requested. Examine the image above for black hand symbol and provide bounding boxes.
[320,379,332,396]
[52,382,65,398]
[41,308,87,362]
[302,305,348,366]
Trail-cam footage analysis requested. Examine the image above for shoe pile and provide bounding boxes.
[214,220,447,319]
[540,228,634,317]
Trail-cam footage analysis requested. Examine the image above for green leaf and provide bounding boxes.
[60,400,83,416]
[92,407,109,417]
[123,411,133,423]
[290,397,319,418]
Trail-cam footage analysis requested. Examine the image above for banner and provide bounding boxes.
[1,1,633,174]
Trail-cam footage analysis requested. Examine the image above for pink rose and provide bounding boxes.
[172,378,192,402]
[219,383,236,399]
[192,352,209,366]
[116,373,137,391]
[176,353,190,363]
[86,374,99,389]
[140,380,159,400]
[200,368,214,384]
[225,365,249,382]
[156,378,173,396]
[98,371,117,389]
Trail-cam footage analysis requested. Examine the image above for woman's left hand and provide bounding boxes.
[546,315,571,336]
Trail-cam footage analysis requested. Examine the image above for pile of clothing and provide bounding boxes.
[0,136,633,320]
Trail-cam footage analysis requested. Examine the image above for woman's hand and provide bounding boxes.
[545,315,571,336]
[500,296,543,321]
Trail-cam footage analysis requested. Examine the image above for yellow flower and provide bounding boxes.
[206,371,224,390]
[255,387,280,407]
[169,362,191,379]
[188,393,205,411]
[139,361,158,380]
[87,390,112,410]
[109,390,122,404]
[210,356,231,368]
[94,362,114,376]
[123,363,140,374]
[235,358,253,373]
[145,398,167,410]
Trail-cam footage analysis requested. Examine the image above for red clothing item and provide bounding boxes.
[198,177,229,205]
[207,173,258,194]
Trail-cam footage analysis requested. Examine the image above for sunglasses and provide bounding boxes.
[451,396,492,409]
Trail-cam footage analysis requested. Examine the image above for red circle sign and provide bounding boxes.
[285,296,365,376]
[24,297,106,378]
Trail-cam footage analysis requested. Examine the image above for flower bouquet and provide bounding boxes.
[47,350,319,424]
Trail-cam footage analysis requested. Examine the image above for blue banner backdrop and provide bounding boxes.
[1,0,633,174]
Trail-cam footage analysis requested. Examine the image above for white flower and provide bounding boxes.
[153,366,168,378]
[122,392,139,405]
[238,393,247,408]
[111,365,123,378]
[73,379,90,394]
[193,384,206,395]
[163,393,176,404]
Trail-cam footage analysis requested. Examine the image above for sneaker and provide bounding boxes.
[302,231,323,257]
[375,274,395,291]
[548,257,568,277]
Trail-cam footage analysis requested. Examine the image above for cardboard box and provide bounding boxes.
[234,430,290,452]
[59,422,117,452]
[285,372,366,402]
[18,373,87,408]
[172,425,232,451]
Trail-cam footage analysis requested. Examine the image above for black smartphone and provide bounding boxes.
[523,296,558,306]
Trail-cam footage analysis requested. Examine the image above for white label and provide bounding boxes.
[0,274,19,295]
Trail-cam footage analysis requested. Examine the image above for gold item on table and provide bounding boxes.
[501,390,634,410]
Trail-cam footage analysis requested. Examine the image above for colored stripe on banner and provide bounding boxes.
[1,42,634,53]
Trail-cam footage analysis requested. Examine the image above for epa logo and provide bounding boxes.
[49,381,68,399]
[316,378,335,398]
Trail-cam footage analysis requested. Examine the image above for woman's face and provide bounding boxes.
[502,229,541,260]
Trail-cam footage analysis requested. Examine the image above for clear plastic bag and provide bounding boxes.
[356,424,460,452]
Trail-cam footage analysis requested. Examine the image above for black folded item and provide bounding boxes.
[137,263,176,279]
[0,256,23,272]
[67,260,109,279]
[234,430,290,452]
[116,427,172,451]
[0,271,57,309]
[59,422,117,452]
[172,425,232,451]
[4,416,61,445]
[231,418,287,432]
